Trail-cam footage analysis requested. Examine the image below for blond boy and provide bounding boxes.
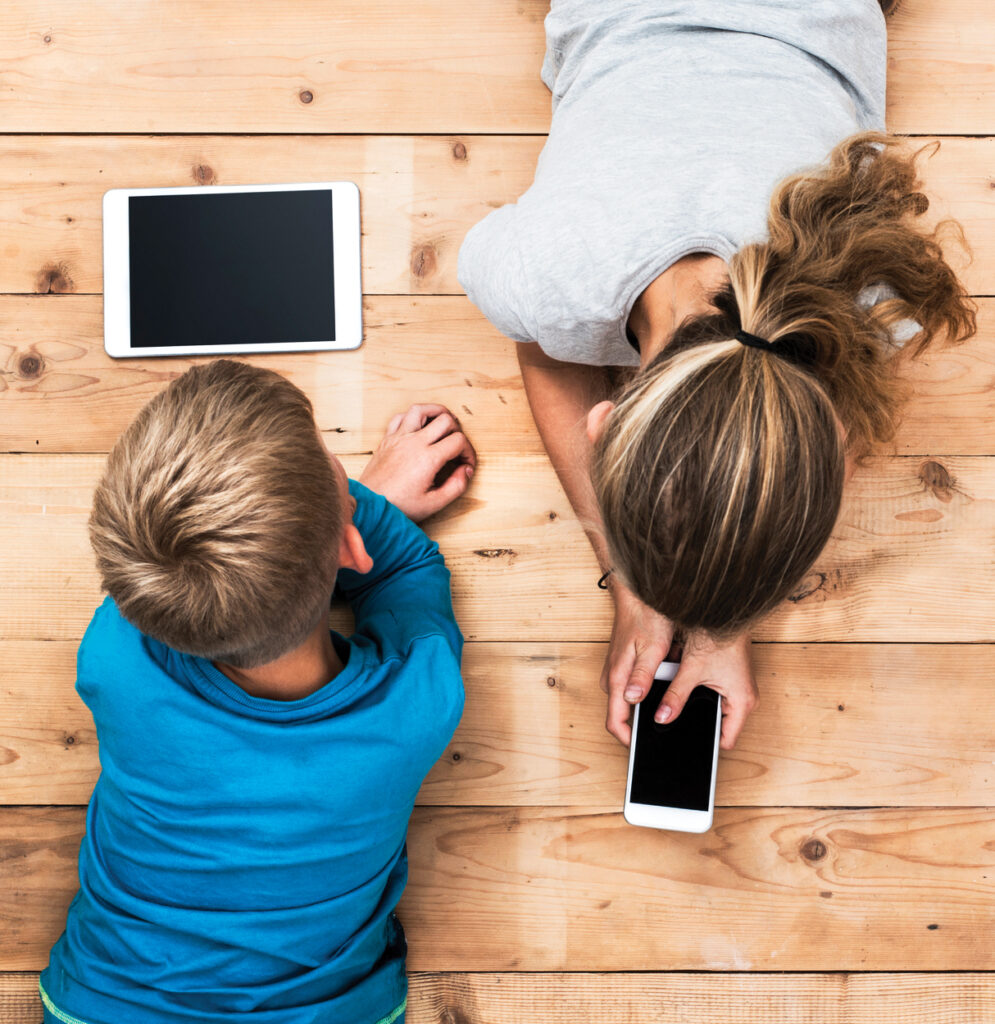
[42,360,475,1024]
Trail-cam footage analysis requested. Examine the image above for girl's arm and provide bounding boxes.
[517,342,759,748]
[517,343,676,745]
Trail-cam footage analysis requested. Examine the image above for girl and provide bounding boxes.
[458,0,974,748]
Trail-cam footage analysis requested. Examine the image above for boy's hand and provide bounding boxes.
[655,632,758,750]
[360,404,476,522]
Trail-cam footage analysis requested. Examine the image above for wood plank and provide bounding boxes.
[0,295,539,457]
[1,2,992,134]
[401,806,995,972]
[409,972,995,1024]
[0,1,549,135]
[2,294,994,457]
[3,641,993,809]
[886,0,995,136]
[0,135,991,297]
[0,135,536,297]
[3,806,992,971]
[0,454,992,644]
[4,971,995,1024]
[0,808,83,972]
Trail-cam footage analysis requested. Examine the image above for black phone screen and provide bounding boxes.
[629,680,719,811]
[128,190,336,349]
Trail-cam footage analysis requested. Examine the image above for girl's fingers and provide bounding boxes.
[655,666,700,725]
[386,413,405,435]
[606,683,633,746]
[624,643,669,704]
[719,698,751,750]
[604,642,637,745]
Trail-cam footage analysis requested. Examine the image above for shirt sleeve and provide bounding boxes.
[334,480,463,661]
[458,204,538,344]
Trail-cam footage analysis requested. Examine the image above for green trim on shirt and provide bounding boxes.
[376,996,407,1024]
[41,980,407,1024]
[40,982,92,1024]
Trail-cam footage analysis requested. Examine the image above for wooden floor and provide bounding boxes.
[1,1,993,1021]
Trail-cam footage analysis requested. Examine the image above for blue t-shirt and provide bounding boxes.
[41,481,464,1024]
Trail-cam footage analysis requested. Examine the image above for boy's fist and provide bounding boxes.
[359,404,476,522]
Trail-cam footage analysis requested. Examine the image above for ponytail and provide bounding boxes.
[592,132,976,638]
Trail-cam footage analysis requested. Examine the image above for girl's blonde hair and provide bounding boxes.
[591,132,976,640]
[90,360,342,668]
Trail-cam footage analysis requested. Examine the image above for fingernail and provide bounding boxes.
[655,705,672,724]
[466,465,474,477]
[623,686,641,701]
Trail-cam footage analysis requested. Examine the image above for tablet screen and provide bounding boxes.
[128,190,335,348]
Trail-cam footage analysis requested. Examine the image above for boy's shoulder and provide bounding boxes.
[77,595,176,699]
[81,595,143,655]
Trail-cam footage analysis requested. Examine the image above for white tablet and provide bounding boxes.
[103,182,362,358]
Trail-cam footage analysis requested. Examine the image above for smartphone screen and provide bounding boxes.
[629,680,720,811]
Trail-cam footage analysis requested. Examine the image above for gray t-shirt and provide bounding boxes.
[458,0,887,366]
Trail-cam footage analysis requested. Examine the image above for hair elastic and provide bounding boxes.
[735,329,777,352]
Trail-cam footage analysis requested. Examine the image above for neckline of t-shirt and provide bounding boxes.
[181,631,369,719]
[616,235,738,354]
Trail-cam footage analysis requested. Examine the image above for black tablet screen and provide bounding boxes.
[128,190,335,348]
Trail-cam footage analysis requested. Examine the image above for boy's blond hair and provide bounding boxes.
[89,360,343,668]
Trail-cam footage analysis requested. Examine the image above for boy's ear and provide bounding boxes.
[586,400,616,444]
[338,523,373,575]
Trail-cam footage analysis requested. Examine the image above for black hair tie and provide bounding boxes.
[735,329,777,352]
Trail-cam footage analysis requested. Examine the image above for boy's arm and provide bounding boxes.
[335,480,461,656]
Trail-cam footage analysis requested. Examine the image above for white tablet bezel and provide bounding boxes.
[623,660,721,833]
[103,181,362,358]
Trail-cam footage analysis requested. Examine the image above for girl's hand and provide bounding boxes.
[359,404,476,522]
[601,583,676,746]
[655,632,758,750]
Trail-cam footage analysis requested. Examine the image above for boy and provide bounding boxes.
[41,360,476,1024]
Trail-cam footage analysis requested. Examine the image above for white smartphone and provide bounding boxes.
[623,660,722,833]
[103,181,362,358]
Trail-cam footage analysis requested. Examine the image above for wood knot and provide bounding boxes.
[919,460,954,502]
[927,923,939,930]
[299,89,314,104]
[546,676,557,688]
[410,244,438,280]
[451,751,461,762]
[787,571,827,603]
[64,734,77,747]
[18,354,43,378]
[473,548,516,560]
[440,1008,473,1024]
[452,141,468,162]
[193,164,216,185]
[801,838,827,862]
[35,262,75,294]
[43,33,53,44]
